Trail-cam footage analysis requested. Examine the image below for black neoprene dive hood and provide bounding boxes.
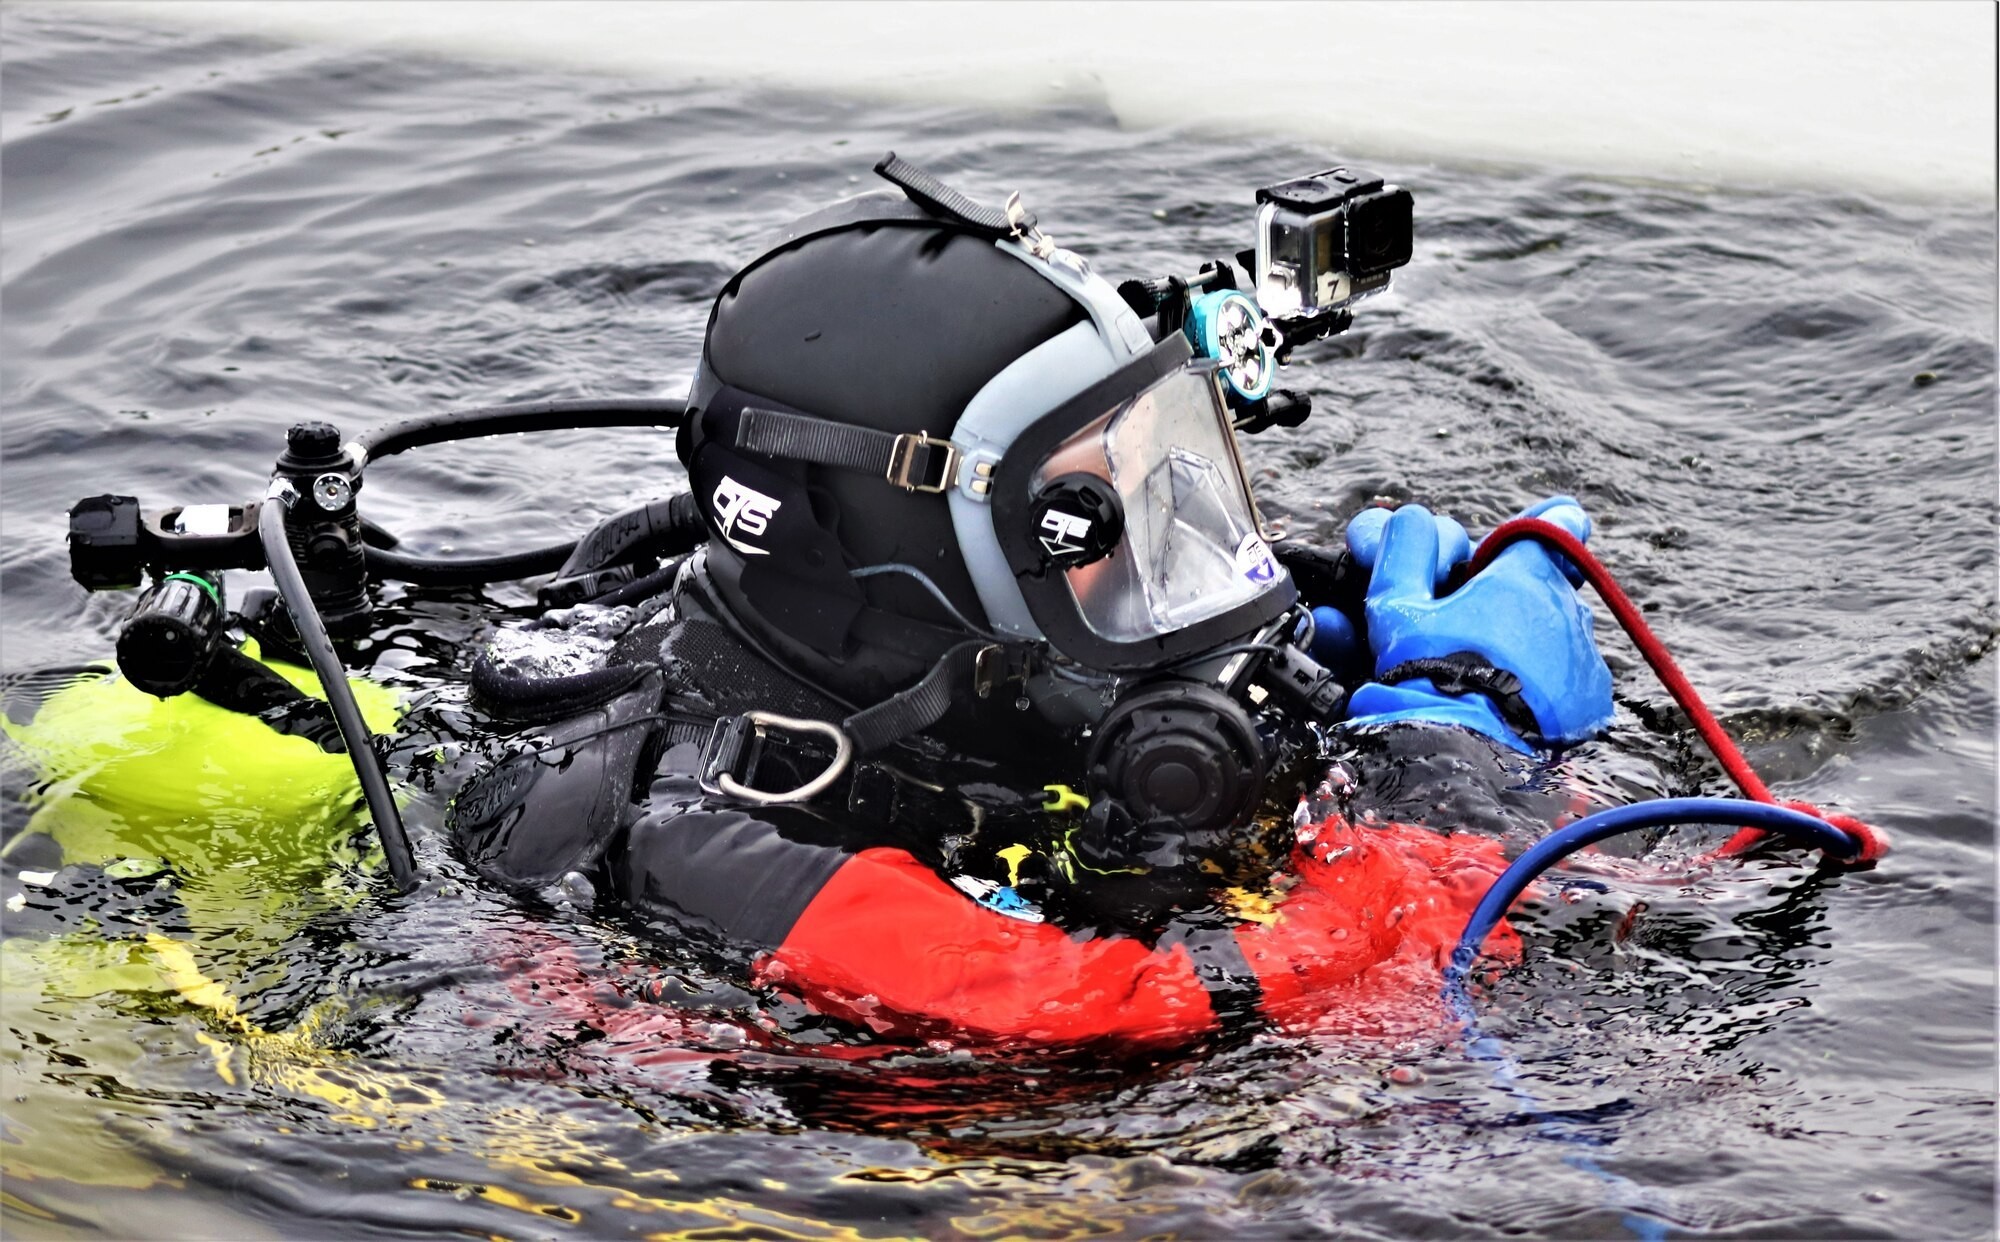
[678,167,1312,821]
[682,196,1085,714]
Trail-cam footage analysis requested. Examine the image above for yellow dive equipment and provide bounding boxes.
[2,639,400,879]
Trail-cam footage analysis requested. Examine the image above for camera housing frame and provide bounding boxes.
[1252,167,1414,321]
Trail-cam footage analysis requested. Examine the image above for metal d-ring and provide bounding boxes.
[712,710,854,806]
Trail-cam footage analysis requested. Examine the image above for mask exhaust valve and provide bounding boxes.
[1086,682,1265,833]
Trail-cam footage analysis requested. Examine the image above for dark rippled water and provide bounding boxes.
[3,11,1995,1239]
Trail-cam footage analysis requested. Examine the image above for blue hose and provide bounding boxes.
[1444,797,1861,1000]
[1439,797,1864,1240]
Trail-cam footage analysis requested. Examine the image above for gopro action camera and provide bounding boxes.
[1252,167,1413,320]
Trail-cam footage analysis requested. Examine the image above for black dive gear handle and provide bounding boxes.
[69,493,266,590]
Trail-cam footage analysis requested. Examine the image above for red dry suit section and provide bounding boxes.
[1236,816,1522,1032]
[759,815,1520,1049]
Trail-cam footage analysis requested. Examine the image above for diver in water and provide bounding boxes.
[14,155,1886,1049]
[445,161,1617,1040]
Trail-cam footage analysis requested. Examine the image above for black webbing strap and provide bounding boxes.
[842,639,986,755]
[846,602,977,668]
[1378,651,1544,745]
[735,406,957,493]
[737,407,893,473]
[655,714,717,755]
[873,152,1011,237]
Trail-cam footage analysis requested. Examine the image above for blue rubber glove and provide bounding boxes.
[1343,504,1471,585]
[1339,497,1614,751]
[1306,508,1471,671]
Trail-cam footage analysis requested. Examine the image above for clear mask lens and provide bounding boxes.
[1033,365,1280,644]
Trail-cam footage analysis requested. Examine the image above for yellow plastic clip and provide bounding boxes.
[1041,784,1089,813]
[997,843,1032,887]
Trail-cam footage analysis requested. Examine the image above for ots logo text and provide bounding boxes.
[713,477,782,556]
[1040,510,1094,560]
[1236,532,1278,585]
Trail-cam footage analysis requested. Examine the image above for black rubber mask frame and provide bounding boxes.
[990,334,1296,671]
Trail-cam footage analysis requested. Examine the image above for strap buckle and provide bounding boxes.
[972,642,1032,699]
[887,432,959,494]
[699,710,854,806]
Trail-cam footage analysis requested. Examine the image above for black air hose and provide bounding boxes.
[364,491,708,589]
[365,541,578,586]
[584,558,683,608]
[469,654,655,721]
[258,485,417,891]
[356,397,687,461]
[351,396,692,586]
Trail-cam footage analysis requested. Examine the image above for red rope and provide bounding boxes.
[1468,517,1886,864]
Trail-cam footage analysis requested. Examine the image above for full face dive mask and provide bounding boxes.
[682,171,1345,857]
[964,331,1306,849]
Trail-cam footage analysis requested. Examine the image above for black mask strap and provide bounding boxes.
[734,405,959,495]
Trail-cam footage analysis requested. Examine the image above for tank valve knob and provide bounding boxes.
[285,420,343,462]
